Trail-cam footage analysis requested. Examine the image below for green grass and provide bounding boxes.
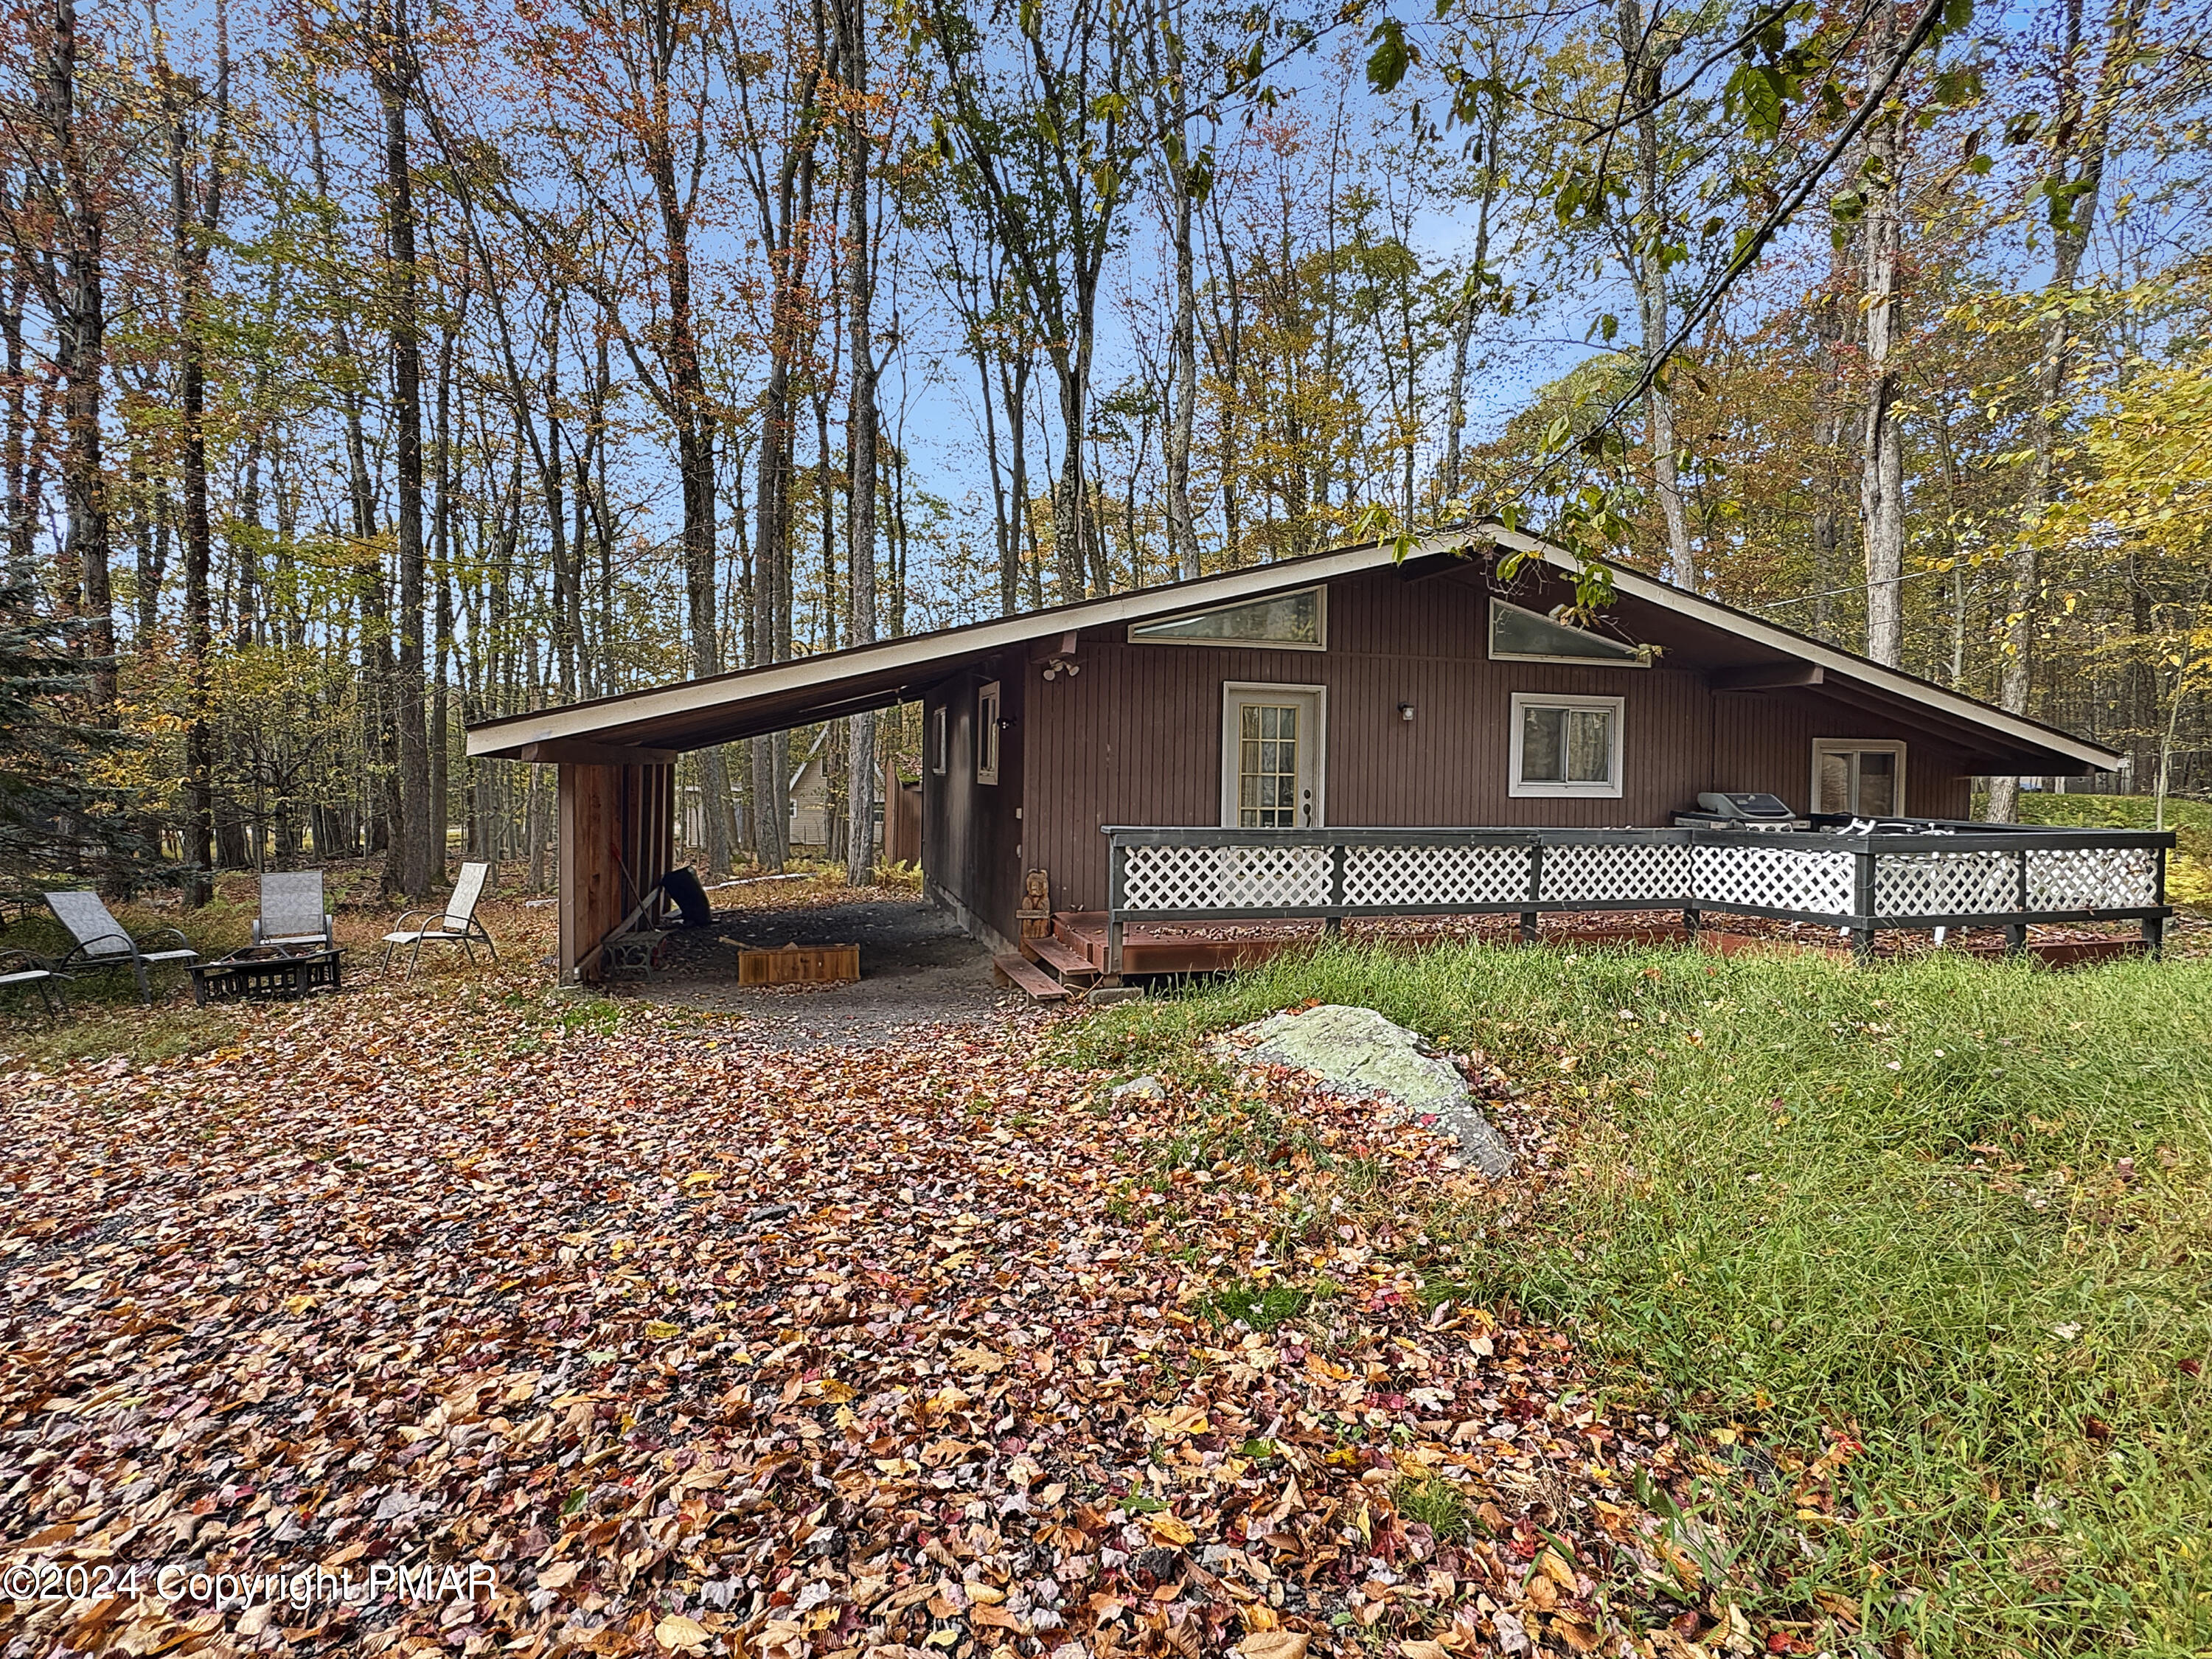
[1,901,237,1011]
[1980,789,2212,846]
[1060,941,2212,1657]
[1203,1279,1331,1331]
[1978,792,2212,911]
[1394,1472,1474,1540]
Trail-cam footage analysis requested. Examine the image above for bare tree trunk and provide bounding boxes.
[1441,122,1497,505]
[1809,233,1855,641]
[1149,0,1200,580]
[1617,0,1693,590]
[1857,0,1906,669]
[640,10,732,880]
[1053,388,1089,601]
[752,358,793,872]
[27,0,116,716]
[431,323,456,882]
[156,13,232,900]
[840,0,879,886]
[372,0,434,898]
[1,243,32,586]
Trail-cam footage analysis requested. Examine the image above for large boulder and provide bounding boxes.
[1227,1004,1516,1178]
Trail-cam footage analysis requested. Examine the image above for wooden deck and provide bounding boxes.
[1045,911,1322,975]
[990,907,2151,1003]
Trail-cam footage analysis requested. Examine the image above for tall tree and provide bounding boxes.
[922,0,1135,600]
[2,0,118,717]
[369,0,434,897]
[1986,0,2149,820]
[1857,0,1908,667]
[838,0,880,886]
[1614,0,1696,590]
[154,0,234,901]
[1144,0,1201,580]
[731,0,830,870]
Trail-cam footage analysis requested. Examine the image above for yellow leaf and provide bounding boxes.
[1145,1404,1211,1440]
[1401,1644,1450,1659]
[1145,1512,1197,1547]
[653,1613,709,1649]
[644,1320,683,1339]
[1237,1634,1310,1659]
[682,1170,717,1186]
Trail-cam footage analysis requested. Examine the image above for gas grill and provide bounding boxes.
[1672,791,1811,831]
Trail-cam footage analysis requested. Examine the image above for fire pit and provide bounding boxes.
[190,946,344,1006]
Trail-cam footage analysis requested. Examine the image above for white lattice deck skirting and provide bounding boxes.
[2025,846,2160,911]
[1106,824,2170,934]
[1344,841,1532,908]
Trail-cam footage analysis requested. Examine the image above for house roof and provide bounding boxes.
[464,524,2121,773]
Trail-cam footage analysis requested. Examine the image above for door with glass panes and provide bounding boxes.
[1221,685,1324,829]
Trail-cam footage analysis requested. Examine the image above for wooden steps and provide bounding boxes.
[992,953,1068,1002]
[1022,933,1100,984]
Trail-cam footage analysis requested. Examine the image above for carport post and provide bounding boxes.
[536,743,677,984]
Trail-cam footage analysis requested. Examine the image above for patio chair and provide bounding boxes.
[254,870,335,951]
[44,889,199,1004]
[0,948,69,1018]
[380,860,498,978]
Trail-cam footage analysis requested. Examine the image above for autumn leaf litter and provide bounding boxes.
[1,971,1717,1659]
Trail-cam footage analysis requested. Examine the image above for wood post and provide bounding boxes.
[1851,846,1877,961]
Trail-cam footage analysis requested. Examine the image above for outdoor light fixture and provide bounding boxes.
[1041,658,1081,680]
[1398,703,1415,721]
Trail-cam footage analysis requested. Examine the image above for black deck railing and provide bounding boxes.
[1099,818,2172,974]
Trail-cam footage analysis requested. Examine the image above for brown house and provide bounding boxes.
[466,526,2127,979]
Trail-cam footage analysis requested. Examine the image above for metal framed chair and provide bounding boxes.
[44,890,199,1004]
[380,861,499,978]
[0,948,69,1018]
[254,870,335,951]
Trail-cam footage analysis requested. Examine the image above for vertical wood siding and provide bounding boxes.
[1006,568,1978,916]
[1711,689,1972,819]
[557,759,674,982]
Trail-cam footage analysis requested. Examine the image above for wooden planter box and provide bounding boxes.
[736,942,859,987]
[191,947,344,1006]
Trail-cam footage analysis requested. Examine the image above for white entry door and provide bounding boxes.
[1222,684,1325,829]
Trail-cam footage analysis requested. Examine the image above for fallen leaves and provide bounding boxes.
[0,971,1711,1658]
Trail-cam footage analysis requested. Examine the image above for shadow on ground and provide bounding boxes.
[621,891,1023,1048]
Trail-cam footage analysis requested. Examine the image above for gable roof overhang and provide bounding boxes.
[465,525,2121,775]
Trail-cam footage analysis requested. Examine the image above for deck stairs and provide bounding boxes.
[993,914,1113,1003]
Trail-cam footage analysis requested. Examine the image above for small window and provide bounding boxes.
[976,681,1001,785]
[1129,585,1324,649]
[931,706,947,776]
[1813,740,1905,815]
[1489,599,1646,665]
[1509,692,1624,799]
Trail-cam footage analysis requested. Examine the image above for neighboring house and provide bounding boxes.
[466,527,2131,981]
[788,726,832,851]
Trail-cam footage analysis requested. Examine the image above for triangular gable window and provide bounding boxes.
[1129,586,1324,649]
[1488,599,1646,666]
